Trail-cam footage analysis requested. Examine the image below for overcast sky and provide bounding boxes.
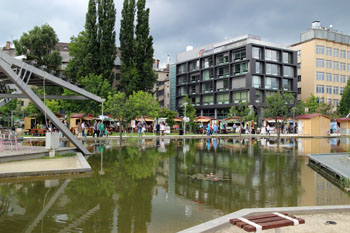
[1,0,349,67]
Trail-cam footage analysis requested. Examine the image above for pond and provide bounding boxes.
[0,137,350,233]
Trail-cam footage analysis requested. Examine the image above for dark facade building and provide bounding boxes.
[175,35,297,120]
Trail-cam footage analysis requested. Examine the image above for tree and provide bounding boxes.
[13,24,62,73]
[158,108,177,127]
[264,92,295,145]
[106,92,129,142]
[304,94,319,113]
[229,101,250,137]
[127,91,159,120]
[338,81,350,116]
[183,95,196,132]
[118,0,156,95]
[0,99,20,127]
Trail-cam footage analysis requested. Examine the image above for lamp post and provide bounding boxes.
[183,102,188,136]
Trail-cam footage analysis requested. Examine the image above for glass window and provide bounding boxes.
[334,99,339,106]
[266,63,280,75]
[177,75,187,84]
[216,53,229,65]
[233,48,246,61]
[178,97,184,107]
[217,93,229,104]
[333,74,339,82]
[316,72,324,80]
[326,60,332,68]
[216,79,229,91]
[326,86,332,94]
[348,51,350,59]
[348,76,350,82]
[252,76,262,88]
[340,63,346,71]
[283,52,292,63]
[232,91,249,103]
[326,47,332,56]
[333,48,339,57]
[316,45,324,54]
[202,82,213,93]
[265,77,279,90]
[316,85,324,93]
[178,63,186,74]
[282,79,292,91]
[328,98,332,105]
[326,73,332,81]
[189,60,199,72]
[190,74,200,83]
[256,61,262,74]
[341,75,346,83]
[340,50,346,58]
[340,87,345,95]
[347,64,350,72]
[178,86,187,96]
[316,58,324,67]
[202,57,213,68]
[266,91,277,97]
[333,61,339,70]
[333,86,339,95]
[217,66,229,78]
[283,66,294,77]
[231,77,246,88]
[252,47,262,59]
[265,49,279,62]
[255,90,262,103]
[233,62,249,75]
[203,95,214,105]
[203,69,213,81]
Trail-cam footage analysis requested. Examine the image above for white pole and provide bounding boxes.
[184,102,188,136]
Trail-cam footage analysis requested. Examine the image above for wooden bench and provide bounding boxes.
[230,212,305,233]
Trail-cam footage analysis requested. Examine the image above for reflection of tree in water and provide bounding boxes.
[175,139,301,213]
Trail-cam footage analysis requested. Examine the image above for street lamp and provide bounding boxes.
[183,102,188,136]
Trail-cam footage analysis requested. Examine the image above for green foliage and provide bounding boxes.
[13,24,62,72]
[229,102,250,121]
[158,108,177,127]
[183,95,196,131]
[106,92,130,128]
[294,101,305,116]
[338,81,350,116]
[119,0,156,95]
[304,94,334,117]
[127,91,159,119]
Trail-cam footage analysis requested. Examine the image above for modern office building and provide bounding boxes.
[291,21,350,107]
[175,35,297,119]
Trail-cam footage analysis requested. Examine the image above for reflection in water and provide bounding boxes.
[0,138,349,233]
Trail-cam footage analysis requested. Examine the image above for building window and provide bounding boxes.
[340,87,345,95]
[256,61,262,74]
[178,86,187,96]
[231,77,246,89]
[191,96,200,106]
[265,77,279,90]
[216,53,229,65]
[266,91,277,97]
[334,99,339,106]
[266,63,280,76]
[216,79,229,91]
[341,75,346,83]
[189,60,199,72]
[347,64,350,72]
[316,45,324,54]
[326,73,332,81]
[348,76,350,82]
[178,63,186,74]
[326,86,332,94]
[297,75,301,82]
[297,50,301,58]
[233,62,249,75]
[340,50,346,58]
[203,69,214,81]
[202,56,213,68]
[233,91,249,103]
[316,72,324,80]
[282,79,292,91]
[298,88,301,94]
[177,75,187,85]
[232,48,246,61]
[333,74,339,82]
[316,85,324,93]
[203,95,214,105]
[217,66,229,78]
[217,93,229,104]
[255,90,262,103]
[283,66,294,77]
[348,51,350,59]
[282,52,292,64]
[326,60,332,68]
[252,47,262,59]
[333,61,339,70]
[202,82,213,93]
[333,86,339,95]
[178,97,184,107]
[265,49,280,62]
[333,48,339,57]
[316,58,324,67]
[327,98,332,105]
[191,74,200,83]
[340,62,346,71]
[326,47,332,56]
[252,76,262,88]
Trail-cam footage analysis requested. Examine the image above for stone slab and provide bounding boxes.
[308,153,350,179]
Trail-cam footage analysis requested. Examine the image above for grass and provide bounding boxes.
[41,152,76,159]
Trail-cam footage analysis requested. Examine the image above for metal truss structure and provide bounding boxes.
[0,51,103,155]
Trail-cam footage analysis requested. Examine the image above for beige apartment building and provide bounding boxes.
[291,21,350,108]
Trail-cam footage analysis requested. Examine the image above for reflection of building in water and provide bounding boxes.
[297,138,330,156]
[300,160,350,206]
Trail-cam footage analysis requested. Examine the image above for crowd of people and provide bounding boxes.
[74,120,108,138]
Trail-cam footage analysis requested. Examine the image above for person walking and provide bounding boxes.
[156,122,160,136]
[93,120,98,137]
[213,124,218,135]
[99,121,105,137]
[77,122,82,137]
[160,122,165,136]
[137,121,143,137]
[206,123,211,136]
